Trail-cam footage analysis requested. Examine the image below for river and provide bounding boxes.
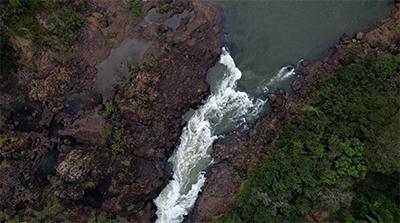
[154,1,391,222]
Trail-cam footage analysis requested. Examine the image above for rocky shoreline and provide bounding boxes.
[186,2,400,222]
[1,0,223,222]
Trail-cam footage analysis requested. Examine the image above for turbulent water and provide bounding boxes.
[154,1,391,222]
[154,48,290,223]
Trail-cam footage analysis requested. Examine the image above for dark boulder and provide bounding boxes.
[268,93,283,108]
[291,78,303,91]
[301,60,309,67]
[87,93,103,107]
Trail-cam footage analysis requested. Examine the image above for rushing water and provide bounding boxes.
[154,1,391,222]
[154,48,269,222]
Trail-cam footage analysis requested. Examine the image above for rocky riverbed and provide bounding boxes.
[1,0,222,222]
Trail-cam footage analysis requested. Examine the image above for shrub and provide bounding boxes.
[81,178,98,189]
[102,123,113,138]
[111,143,124,154]
[127,0,141,17]
[44,6,85,51]
[53,178,64,189]
[3,0,41,41]
[105,32,115,38]
[161,3,174,12]
[105,101,117,115]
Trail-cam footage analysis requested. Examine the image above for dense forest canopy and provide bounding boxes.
[220,52,400,222]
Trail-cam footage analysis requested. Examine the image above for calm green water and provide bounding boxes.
[223,0,391,96]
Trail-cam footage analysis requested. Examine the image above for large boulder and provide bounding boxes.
[87,93,103,107]
[268,93,283,108]
[56,149,88,183]
[291,78,303,91]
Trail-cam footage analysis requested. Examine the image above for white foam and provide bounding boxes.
[265,66,296,87]
[154,48,264,223]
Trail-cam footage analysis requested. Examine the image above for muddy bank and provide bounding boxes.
[1,0,222,222]
[186,2,400,222]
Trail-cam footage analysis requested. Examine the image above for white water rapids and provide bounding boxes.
[154,48,295,223]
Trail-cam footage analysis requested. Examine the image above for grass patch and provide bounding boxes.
[52,178,64,189]
[102,122,126,154]
[105,101,117,116]
[161,3,174,12]
[127,0,142,17]
[16,95,27,103]
[105,32,115,39]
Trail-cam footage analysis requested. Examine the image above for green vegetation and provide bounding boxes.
[52,178,64,189]
[105,32,115,39]
[118,173,125,181]
[35,196,64,220]
[111,143,124,154]
[161,3,177,12]
[102,123,113,138]
[163,44,171,52]
[102,122,126,154]
[1,0,86,79]
[121,159,131,167]
[2,0,41,41]
[96,15,103,23]
[81,178,98,190]
[127,204,135,211]
[44,6,85,51]
[219,53,400,222]
[121,63,142,86]
[84,149,96,173]
[16,94,27,102]
[105,101,117,116]
[2,0,85,51]
[127,0,142,17]
[121,185,130,194]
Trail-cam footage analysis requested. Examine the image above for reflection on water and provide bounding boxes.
[224,0,391,96]
[65,38,152,116]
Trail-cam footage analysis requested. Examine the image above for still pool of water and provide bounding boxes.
[65,38,152,115]
[222,0,391,96]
